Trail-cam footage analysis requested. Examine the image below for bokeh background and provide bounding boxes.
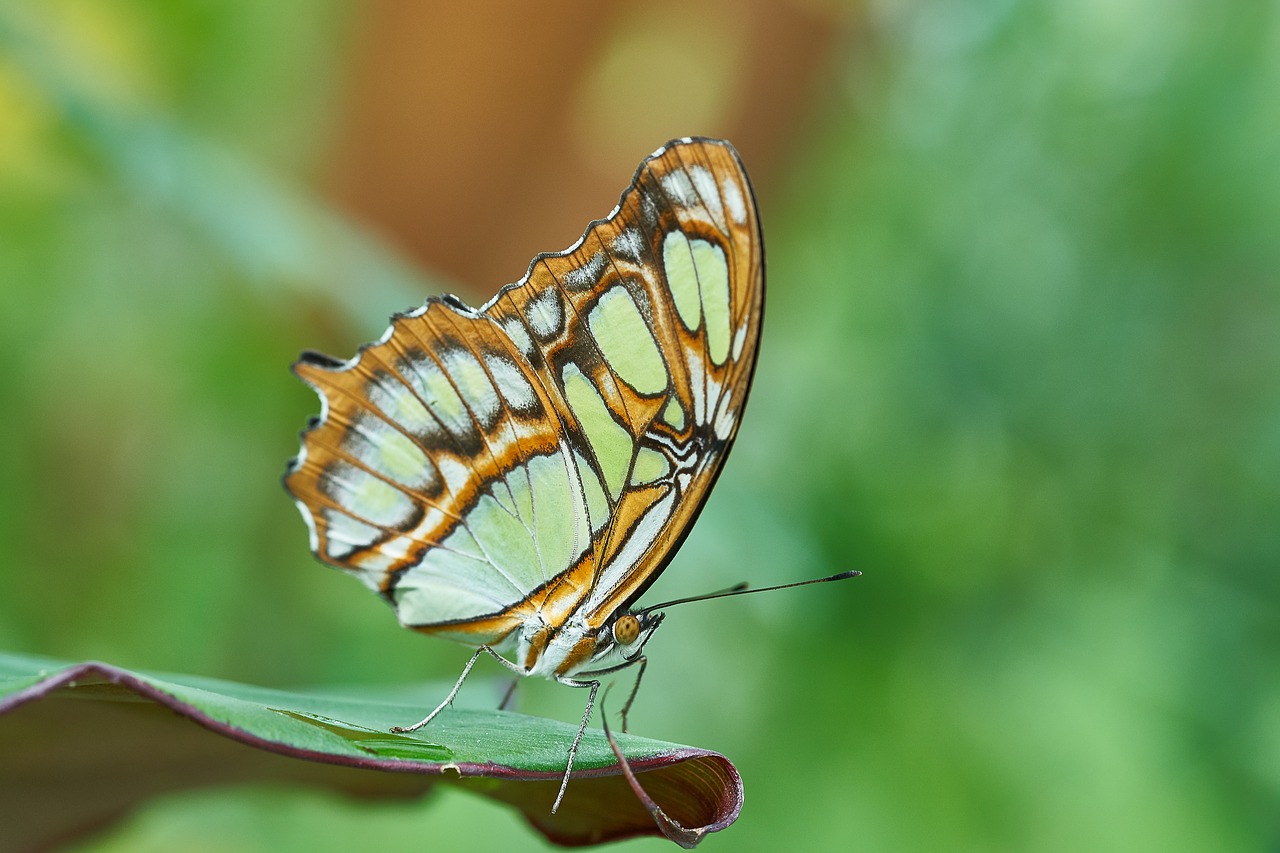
[2,1,1277,850]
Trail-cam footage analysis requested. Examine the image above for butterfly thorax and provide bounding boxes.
[515,608,661,680]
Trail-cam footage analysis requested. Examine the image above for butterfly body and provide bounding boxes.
[285,137,763,809]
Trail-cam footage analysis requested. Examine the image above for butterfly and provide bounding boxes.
[284,137,766,814]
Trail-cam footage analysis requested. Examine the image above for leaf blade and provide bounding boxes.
[0,653,741,849]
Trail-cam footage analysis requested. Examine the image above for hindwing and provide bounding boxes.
[284,137,764,646]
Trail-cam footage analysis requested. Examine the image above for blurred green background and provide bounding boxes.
[1,1,1277,850]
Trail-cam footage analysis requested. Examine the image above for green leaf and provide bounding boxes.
[0,653,741,849]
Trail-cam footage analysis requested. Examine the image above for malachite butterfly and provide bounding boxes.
[285,137,813,820]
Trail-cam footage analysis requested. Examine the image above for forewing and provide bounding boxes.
[283,137,764,643]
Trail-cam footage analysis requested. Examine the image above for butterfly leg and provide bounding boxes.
[600,693,704,848]
[497,676,520,711]
[550,676,601,814]
[391,645,522,733]
[619,656,648,733]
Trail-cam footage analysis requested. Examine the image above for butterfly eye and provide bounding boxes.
[612,614,641,646]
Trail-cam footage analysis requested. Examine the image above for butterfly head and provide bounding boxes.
[566,610,664,676]
[608,610,664,661]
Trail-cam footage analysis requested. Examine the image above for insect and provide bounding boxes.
[284,137,851,815]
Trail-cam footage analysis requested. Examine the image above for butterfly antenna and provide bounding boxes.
[637,570,860,614]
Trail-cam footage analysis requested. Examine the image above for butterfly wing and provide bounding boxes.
[284,137,764,646]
